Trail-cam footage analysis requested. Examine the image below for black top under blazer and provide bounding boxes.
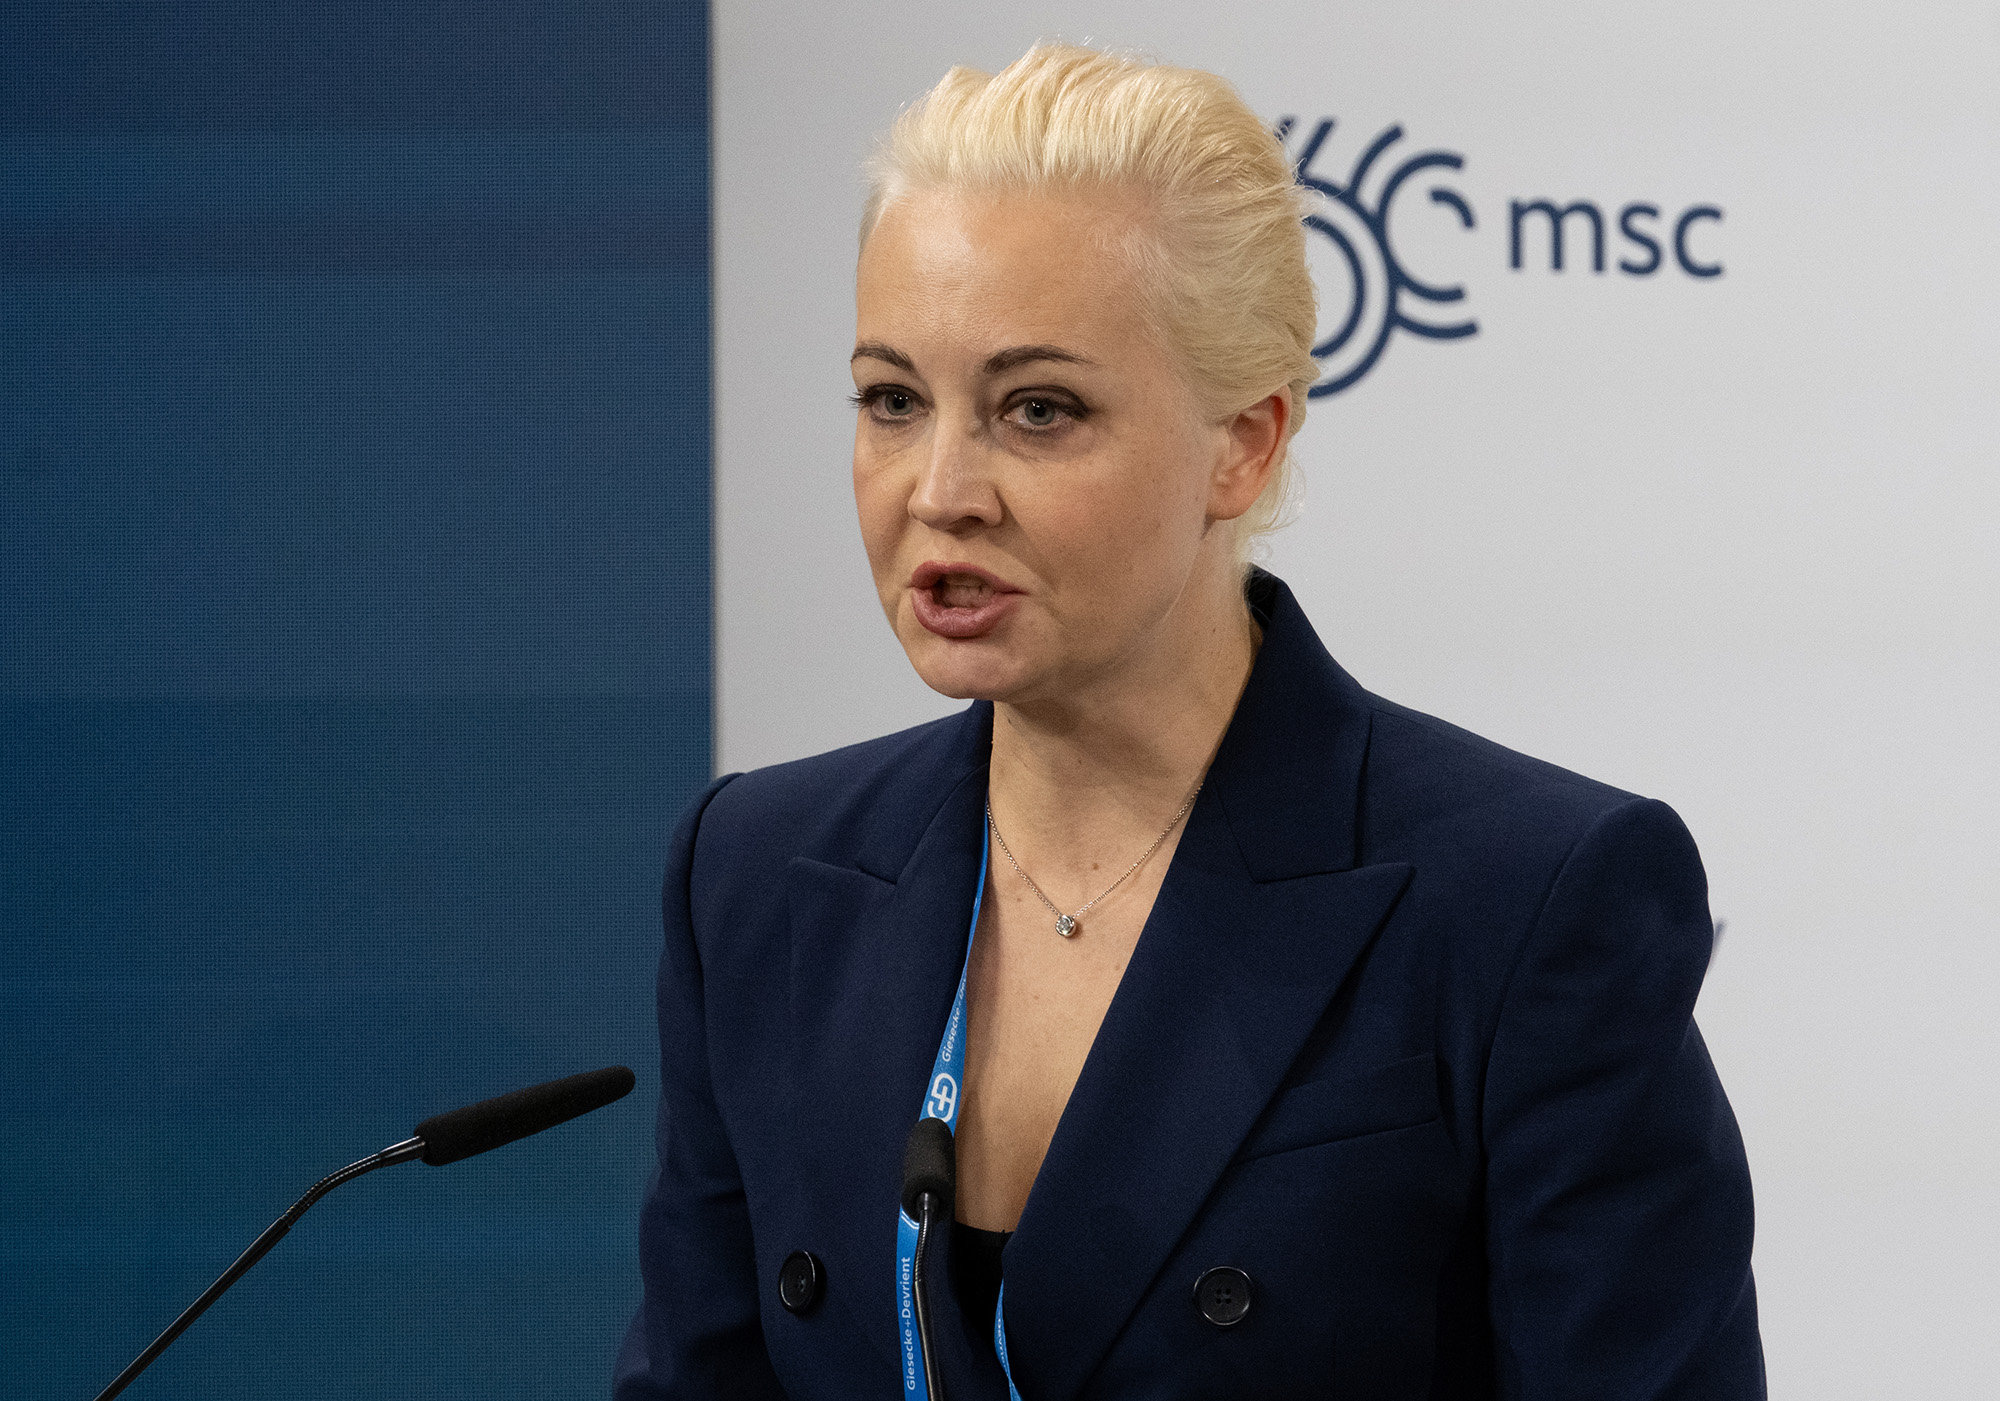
[614,571,1764,1400]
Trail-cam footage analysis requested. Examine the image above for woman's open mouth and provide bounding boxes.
[908,561,1023,639]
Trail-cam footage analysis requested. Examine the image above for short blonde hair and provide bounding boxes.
[862,43,1319,550]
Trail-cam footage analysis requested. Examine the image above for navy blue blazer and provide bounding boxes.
[614,571,1762,1400]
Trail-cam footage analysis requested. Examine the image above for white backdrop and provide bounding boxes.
[713,3,2000,1394]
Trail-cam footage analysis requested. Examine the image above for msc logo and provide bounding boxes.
[1280,116,1726,397]
[926,1072,958,1121]
[1279,117,1477,398]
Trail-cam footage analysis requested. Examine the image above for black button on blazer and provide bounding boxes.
[614,570,1764,1400]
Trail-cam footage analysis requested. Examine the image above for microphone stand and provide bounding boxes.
[92,1136,426,1401]
[911,1188,944,1401]
[91,1065,633,1400]
[901,1116,955,1401]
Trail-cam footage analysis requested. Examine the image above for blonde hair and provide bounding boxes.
[861,43,1319,551]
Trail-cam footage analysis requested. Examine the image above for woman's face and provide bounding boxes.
[852,187,1274,706]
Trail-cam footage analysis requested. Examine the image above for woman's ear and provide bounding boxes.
[1208,389,1291,522]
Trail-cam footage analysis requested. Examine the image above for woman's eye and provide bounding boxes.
[1009,396,1081,431]
[852,386,920,420]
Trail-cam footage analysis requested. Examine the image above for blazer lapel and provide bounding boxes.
[784,705,992,1366]
[999,573,1414,1401]
[998,835,1413,1399]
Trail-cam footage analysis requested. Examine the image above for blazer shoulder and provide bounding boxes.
[694,705,987,882]
[1358,693,1656,867]
[1355,696,1711,1022]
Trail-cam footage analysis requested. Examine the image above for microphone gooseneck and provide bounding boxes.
[91,1137,425,1401]
[92,1065,636,1401]
[914,1193,943,1401]
[902,1117,957,1401]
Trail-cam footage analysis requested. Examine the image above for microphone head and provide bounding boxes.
[415,1065,635,1167]
[900,1116,956,1220]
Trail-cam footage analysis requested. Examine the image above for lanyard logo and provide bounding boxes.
[926,1071,958,1121]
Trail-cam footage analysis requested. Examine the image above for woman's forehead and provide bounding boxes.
[856,187,1156,367]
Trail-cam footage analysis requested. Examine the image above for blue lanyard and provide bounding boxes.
[894,836,1026,1401]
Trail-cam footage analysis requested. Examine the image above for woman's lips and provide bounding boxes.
[908,562,1023,640]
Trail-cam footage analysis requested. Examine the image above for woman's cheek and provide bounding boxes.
[852,459,908,597]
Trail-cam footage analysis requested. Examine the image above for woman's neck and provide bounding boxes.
[986,566,1260,887]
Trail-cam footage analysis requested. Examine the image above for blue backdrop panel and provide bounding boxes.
[0,6,710,1397]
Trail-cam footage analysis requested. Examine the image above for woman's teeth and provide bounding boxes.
[936,577,992,608]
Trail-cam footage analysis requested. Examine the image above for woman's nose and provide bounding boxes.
[908,417,1002,532]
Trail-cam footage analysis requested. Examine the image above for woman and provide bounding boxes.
[616,44,1762,1401]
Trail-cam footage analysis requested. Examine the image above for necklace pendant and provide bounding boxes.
[1054,914,1078,938]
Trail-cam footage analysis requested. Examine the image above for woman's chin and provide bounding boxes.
[900,631,1038,703]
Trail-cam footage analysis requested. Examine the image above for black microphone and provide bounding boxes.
[902,1117,956,1401]
[415,1065,636,1164]
[93,1065,635,1401]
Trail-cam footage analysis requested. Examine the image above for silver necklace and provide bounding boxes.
[985,783,1201,938]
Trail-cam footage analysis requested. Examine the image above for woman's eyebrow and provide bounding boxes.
[983,344,1094,374]
[851,341,917,372]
